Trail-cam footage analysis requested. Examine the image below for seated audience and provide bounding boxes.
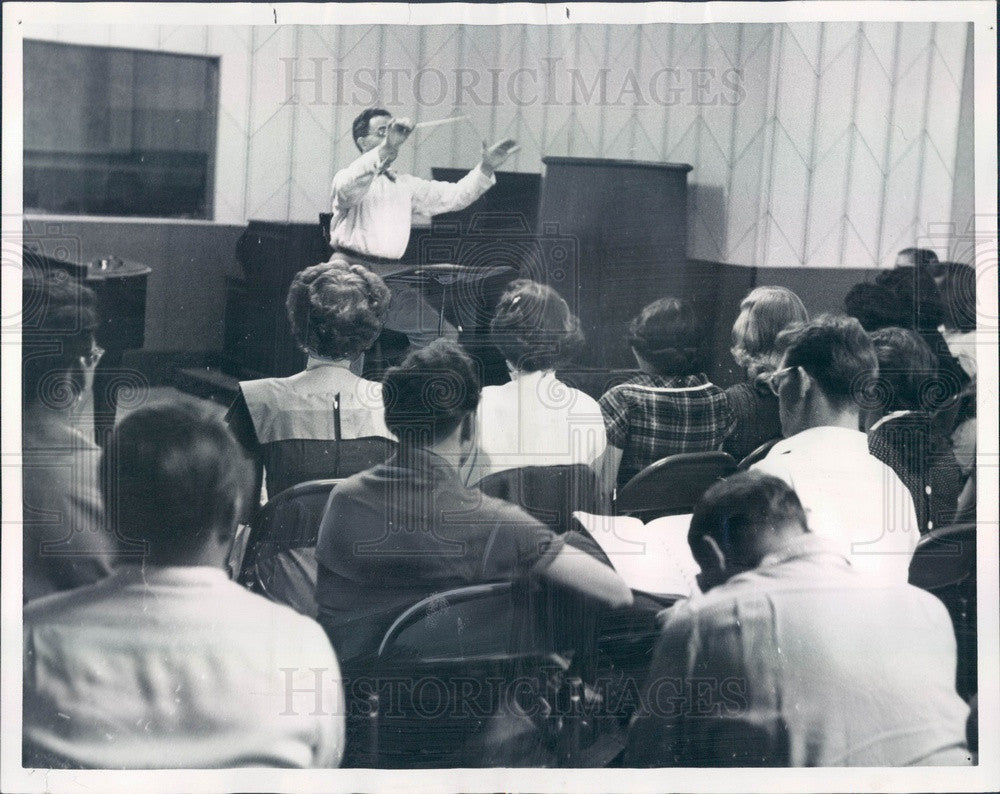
[314,339,633,664]
[844,267,969,406]
[226,259,395,506]
[23,398,344,768]
[468,279,605,484]
[865,327,963,533]
[627,471,972,767]
[752,315,919,582]
[597,297,734,490]
[723,286,809,461]
[21,274,117,603]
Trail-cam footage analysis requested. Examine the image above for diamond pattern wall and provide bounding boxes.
[27,21,972,268]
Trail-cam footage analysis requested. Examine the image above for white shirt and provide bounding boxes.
[23,566,344,768]
[330,147,495,260]
[752,426,919,583]
[471,370,607,484]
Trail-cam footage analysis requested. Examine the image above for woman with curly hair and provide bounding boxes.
[226,259,395,509]
[723,286,809,461]
[467,279,605,485]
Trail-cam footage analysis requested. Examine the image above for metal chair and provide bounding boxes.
[908,523,977,699]
[477,464,609,534]
[737,437,781,470]
[237,478,340,617]
[616,451,738,521]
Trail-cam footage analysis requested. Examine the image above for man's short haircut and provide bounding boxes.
[286,259,390,360]
[101,398,252,564]
[382,339,481,445]
[897,247,940,268]
[627,297,704,377]
[869,327,940,412]
[688,470,808,567]
[352,107,391,151]
[774,314,879,410]
[490,279,584,372]
[730,286,809,380]
[21,273,100,408]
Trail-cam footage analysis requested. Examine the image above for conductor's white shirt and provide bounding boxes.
[330,147,495,260]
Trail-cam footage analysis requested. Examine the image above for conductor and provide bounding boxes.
[329,107,519,350]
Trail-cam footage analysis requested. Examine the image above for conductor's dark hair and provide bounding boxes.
[490,279,584,372]
[21,273,100,408]
[627,297,703,377]
[688,470,808,570]
[775,314,878,410]
[352,107,391,151]
[869,327,939,412]
[286,259,390,360]
[382,339,481,446]
[101,398,252,565]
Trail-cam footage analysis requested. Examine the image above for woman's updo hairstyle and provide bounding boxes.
[627,297,703,377]
[286,258,391,360]
[490,279,584,373]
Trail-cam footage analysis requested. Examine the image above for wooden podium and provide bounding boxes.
[536,157,692,369]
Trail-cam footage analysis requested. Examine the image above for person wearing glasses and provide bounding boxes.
[751,314,919,583]
[21,274,121,602]
[328,107,519,351]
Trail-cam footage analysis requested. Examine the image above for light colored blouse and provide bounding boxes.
[469,370,607,485]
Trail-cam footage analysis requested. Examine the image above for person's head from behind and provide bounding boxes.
[688,471,809,592]
[353,107,393,153]
[896,246,945,280]
[628,297,703,378]
[768,314,878,437]
[490,279,584,374]
[843,282,904,332]
[382,339,481,456]
[22,273,101,410]
[730,286,809,381]
[874,267,945,332]
[286,259,390,362]
[101,398,252,567]
[868,327,939,416]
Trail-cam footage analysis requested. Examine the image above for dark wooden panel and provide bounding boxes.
[537,157,693,368]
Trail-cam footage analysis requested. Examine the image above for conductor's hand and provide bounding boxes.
[480,138,520,176]
[379,117,413,165]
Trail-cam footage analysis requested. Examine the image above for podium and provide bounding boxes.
[536,157,692,369]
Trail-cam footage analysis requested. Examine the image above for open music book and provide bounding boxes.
[572,511,701,599]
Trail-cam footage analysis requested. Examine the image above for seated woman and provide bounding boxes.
[865,327,963,533]
[596,297,734,491]
[722,286,808,461]
[226,259,395,509]
[467,279,606,486]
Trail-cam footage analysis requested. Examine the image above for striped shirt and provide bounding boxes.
[598,373,734,486]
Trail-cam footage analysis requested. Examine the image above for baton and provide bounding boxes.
[413,115,470,130]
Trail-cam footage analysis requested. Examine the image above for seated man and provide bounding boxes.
[627,471,971,767]
[23,399,344,769]
[753,314,919,582]
[315,339,633,664]
[21,274,118,602]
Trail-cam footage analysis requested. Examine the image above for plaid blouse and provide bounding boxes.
[599,372,735,486]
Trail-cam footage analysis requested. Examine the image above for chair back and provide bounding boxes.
[737,437,781,470]
[238,479,339,616]
[616,451,737,520]
[477,464,609,534]
[319,212,333,244]
[908,522,976,591]
[908,522,978,700]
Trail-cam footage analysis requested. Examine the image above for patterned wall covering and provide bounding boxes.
[28,22,973,268]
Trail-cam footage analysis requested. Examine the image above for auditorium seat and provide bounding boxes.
[737,437,781,470]
[237,478,340,617]
[616,451,738,521]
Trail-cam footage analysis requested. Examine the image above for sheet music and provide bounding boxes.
[572,511,700,598]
